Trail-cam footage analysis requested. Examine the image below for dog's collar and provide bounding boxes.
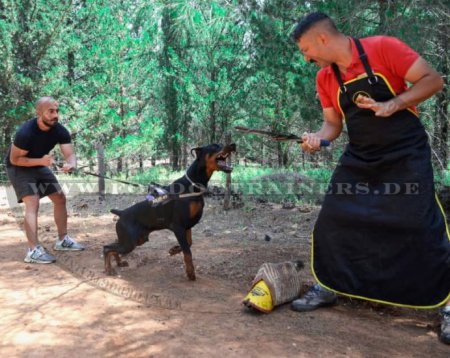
[184,173,206,192]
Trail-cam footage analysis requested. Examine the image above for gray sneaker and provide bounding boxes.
[440,307,450,344]
[291,284,337,312]
[54,235,85,251]
[24,245,56,264]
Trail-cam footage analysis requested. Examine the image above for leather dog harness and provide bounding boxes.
[146,173,206,206]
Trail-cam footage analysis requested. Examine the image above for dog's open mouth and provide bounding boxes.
[216,144,236,173]
[216,155,232,173]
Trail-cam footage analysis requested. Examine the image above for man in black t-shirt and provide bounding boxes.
[6,97,85,264]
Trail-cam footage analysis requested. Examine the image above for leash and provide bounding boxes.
[184,172,207,192]
[56,165,207,199]
[147,174,206,202]
[80,170,144,188]
[55,165,145,188]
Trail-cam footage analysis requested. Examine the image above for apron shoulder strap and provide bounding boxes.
[331,38,380,99]
[353,38,378,84]
[331,63,347,93]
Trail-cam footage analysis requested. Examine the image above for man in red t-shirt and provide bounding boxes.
[289,12,450,345]
[316,35,420,117]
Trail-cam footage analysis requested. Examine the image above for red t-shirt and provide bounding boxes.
[316,36,419,118]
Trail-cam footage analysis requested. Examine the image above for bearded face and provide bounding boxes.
[38,101,59,128]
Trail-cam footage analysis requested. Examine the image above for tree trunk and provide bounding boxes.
[223,132,232,210]
[209,68,217,143]
[171,141,180,171]
[209,100,217,143]
[277,142,283,167]
[181,140,188,169]
[139,155,143,172]
[67,8,75,86]
[97,142,105,200]
[161,8,180,171]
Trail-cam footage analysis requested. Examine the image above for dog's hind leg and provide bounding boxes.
[169,229,191,256]
[103,246,130,275]
[103,222,138,275]
[103,244,120,275]
[172,228,195,280]
[114,252,129,267]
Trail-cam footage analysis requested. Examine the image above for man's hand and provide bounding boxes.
[61,163,75,174]
[301,132,321,153]
[41,154,55,167]
[60,143,76,174]
[356,94,404,117]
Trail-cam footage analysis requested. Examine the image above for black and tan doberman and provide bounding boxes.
[103,143,236,280]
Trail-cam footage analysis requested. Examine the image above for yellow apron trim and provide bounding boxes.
[435,192,450,241]
[336,88,346,121]
[335,72,419,118]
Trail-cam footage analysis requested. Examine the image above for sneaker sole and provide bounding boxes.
[53,247,85,251]
[291,299,338,312]
[24,258,56,264]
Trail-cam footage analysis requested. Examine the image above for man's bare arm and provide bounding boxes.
[301,107,343,152]
[10,144,53,167]
[60,143,77,173]
[356,57,444,117]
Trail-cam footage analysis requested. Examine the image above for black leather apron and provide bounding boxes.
[312,38,450,308]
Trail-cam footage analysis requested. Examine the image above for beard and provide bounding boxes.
[42,118,58,127]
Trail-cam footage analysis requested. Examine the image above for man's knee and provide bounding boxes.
[22,195,40,212]
[49,191,66,205]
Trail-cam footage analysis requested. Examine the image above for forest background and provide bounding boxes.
[0,0,449,200]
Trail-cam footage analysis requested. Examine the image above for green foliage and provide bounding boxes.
[155,163,333,204]
[132,165,184,185]
[434,168,450,191]
[0,0,448,186]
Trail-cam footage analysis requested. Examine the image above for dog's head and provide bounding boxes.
[191,143,236,177]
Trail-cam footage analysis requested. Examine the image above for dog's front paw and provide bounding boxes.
[187,273,196,281]
[169,246,182,256]
[186,270,196,281]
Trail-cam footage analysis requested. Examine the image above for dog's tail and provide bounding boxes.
[110,209,123,217]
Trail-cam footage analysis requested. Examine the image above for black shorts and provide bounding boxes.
[6,166,62,203]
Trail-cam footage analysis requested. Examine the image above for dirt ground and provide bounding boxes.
[0,184,449,357]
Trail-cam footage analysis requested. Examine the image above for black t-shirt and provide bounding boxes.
[6,118,71,167]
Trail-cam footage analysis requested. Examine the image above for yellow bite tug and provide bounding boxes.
[243,280,274,313]
[243,261,304,313]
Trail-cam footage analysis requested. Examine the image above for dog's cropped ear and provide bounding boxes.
[190,147,202,158]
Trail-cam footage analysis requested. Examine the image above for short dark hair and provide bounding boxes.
[290,12,337,42]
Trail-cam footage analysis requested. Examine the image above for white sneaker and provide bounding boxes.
[54,235,85,251]
[24,245,56,264]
